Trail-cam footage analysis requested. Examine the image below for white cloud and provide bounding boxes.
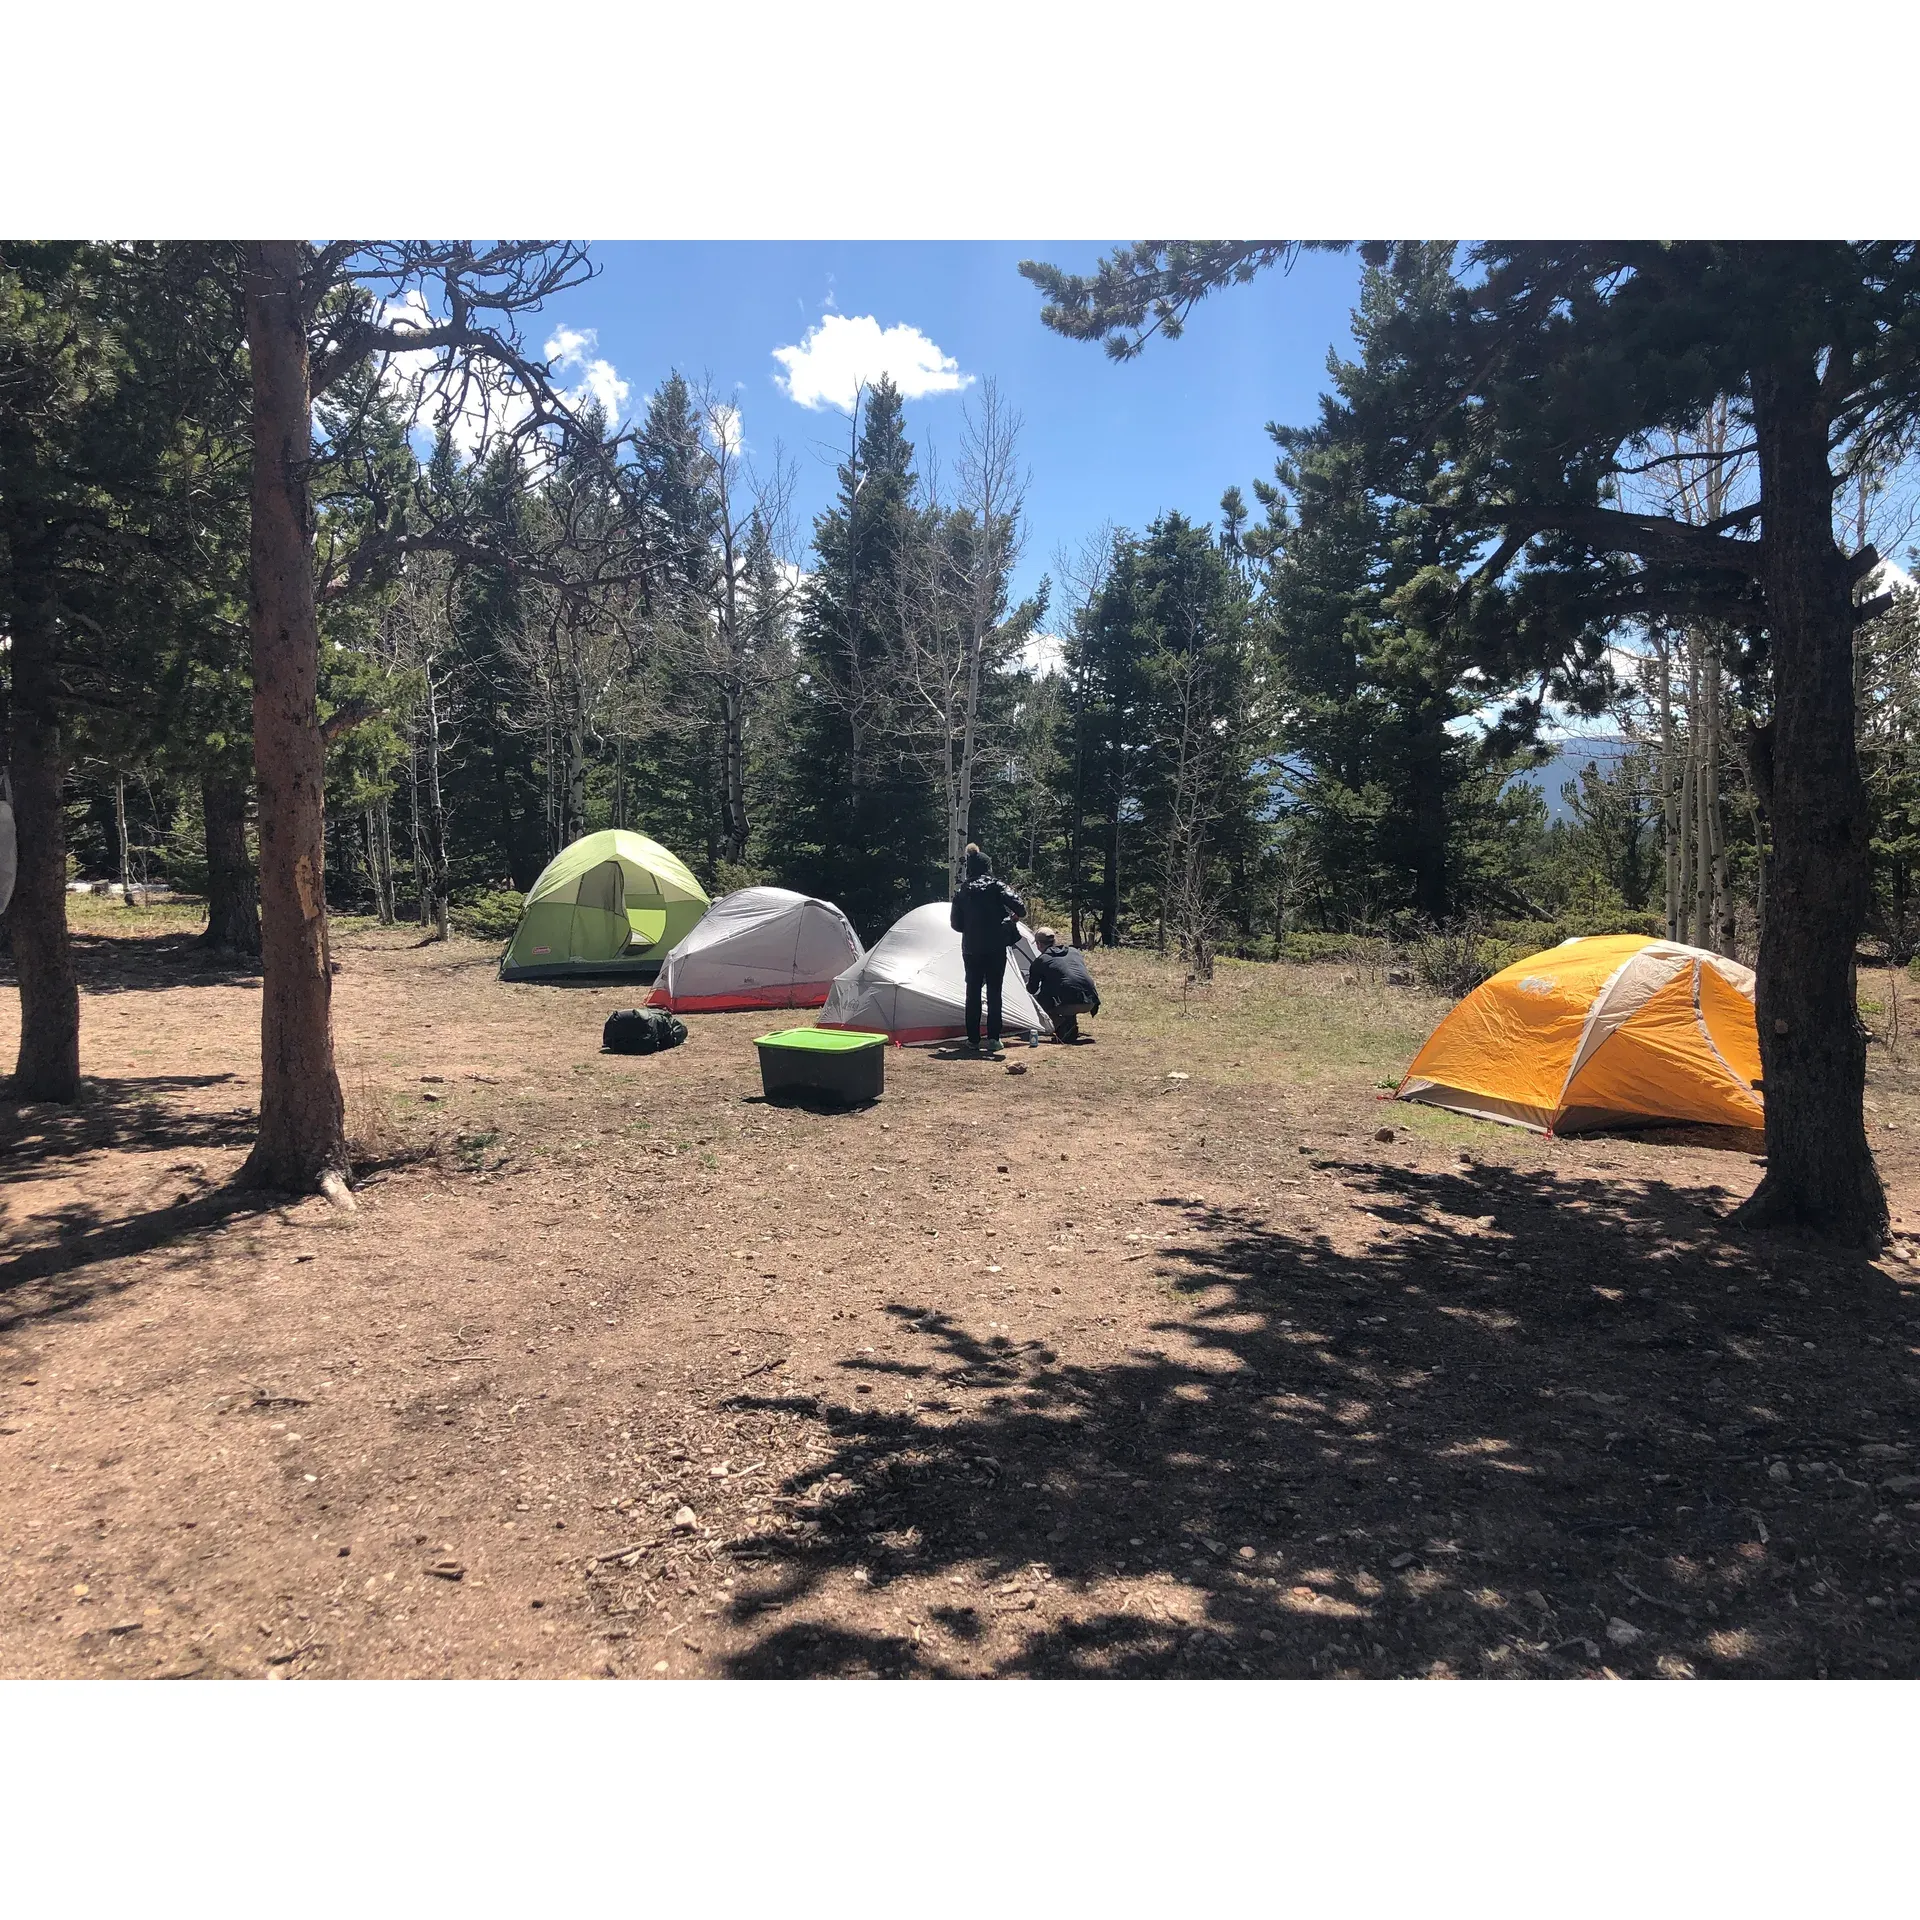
[378,288,435,338]
[369,310,629,466]
[545,323,630,430]
[771,314,972,413]
[1020,631,1066,679]
[708,403,743,458]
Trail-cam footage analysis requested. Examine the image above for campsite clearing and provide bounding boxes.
[5,914,1920,1679]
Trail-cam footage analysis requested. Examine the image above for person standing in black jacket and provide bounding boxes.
[949,843,1024,1055]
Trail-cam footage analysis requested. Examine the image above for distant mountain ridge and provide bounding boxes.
[1513,736,1636,823]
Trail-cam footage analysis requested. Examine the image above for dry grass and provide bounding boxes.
[1095,949,1449,1085]
[61,892,209,938]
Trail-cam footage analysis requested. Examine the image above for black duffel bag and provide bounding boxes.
[602,1008,688,1055]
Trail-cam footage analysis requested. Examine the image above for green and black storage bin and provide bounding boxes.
[755,1027,887,1104]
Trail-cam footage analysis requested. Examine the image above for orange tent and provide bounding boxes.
[1396,934,1763,1135]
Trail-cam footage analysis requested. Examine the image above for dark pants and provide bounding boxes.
[963,948,1002,1050]
[1043,997,1092,1042]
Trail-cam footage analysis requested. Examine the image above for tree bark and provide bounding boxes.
[1408,707,1450,921]
[408,735,429,922]
[5,543,81,1101]
[200,769,261,955]
[719,680,749,864]
[362,809,391,924]
[1066,659,1088,948]
[114,775,134,905]
[239,241,349,1198]
[377,795,397,923]
[1736,352,1887,1244]
[718,513,751,866]
[1100,721,1122,948]
[1657,632,1679,939]
[423,673,450,939]
[563,713,587,850]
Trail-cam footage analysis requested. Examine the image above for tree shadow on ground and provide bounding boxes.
[0,1073,250,1181]
[0,1071,280,1335]
[0,931,261,997]
[712,1155,1920,1679]
[0,1182,284,1333]
[1599,1121,1767,1159]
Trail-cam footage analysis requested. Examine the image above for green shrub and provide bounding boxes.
[1277,930,1392,965]
[709,858,774,898]
[449,889,523,941]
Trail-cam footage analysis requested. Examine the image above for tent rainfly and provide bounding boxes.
[499,829,710,982]
[816,901,1050,1044]
[647,887,863,1012]
[1396,934,1763,1135]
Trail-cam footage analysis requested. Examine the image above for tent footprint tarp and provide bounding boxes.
[1396,934,1763,1135]
[499,829,710,982]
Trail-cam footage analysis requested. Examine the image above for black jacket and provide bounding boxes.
[950,874,1025,955]
[1027,943,1099,1014]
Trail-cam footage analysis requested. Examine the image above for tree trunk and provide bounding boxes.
[1677,743,1697,948]
[1408,709,1449,921]
[377,796,397,924]
[239,240,350,1199]
[1657,633,1679,940]
[1736,352,1886,1244]
[1703,650,1719,941]
[5,547,81,1101]
[720,681,750,863]
[114,774,134,906]
[423,674,450,940]
[408,735,429,923]
[954,614,987,890]
[200,769,262,955]
[362,809,386,923]
[1100,723,1122,948]
[719,519,751,864]
[564,716,587,849]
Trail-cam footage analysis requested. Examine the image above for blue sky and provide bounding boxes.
[527,242,1368,614]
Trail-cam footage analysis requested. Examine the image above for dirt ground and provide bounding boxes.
[4,909,1920,1680]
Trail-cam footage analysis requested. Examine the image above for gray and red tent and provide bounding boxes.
[647,886,862,1013]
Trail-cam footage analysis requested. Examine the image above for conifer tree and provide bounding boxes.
[1,242,246,1094]
[1023,238,1920,1242]
[1251,247,1573,921]
[773,379,942,937]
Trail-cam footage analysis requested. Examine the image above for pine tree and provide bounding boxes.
[1023,238,1920,1241]
[1,242,246,1093]
[442,437,550,891]
[1065,514,1270,953]
[772,379,943,938]
[1251,248,1571,923]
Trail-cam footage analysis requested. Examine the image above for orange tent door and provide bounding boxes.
[1558,962,1763,1132]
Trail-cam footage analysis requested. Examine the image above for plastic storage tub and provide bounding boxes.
[755,1027,887,1103]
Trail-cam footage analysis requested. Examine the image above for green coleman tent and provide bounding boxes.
[500,829,710,982]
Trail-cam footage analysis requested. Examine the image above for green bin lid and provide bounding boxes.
[755,1027,888,1053]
